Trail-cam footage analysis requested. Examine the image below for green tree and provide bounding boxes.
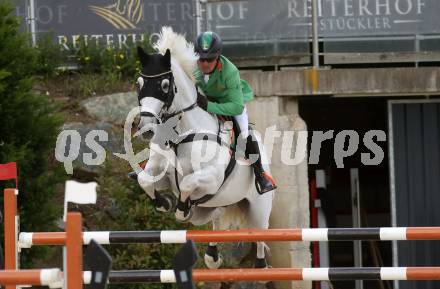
[0,2,65,266]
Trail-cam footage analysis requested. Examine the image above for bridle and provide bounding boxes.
[137,70,198,123]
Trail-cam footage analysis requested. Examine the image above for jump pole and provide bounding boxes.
[0,269,61,286]
[19,227,440,248]
[106,267,440,283]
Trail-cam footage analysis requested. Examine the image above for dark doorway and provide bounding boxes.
[299,96,392,289]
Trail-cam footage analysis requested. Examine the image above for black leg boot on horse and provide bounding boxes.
[245,132,277,194]
[127,161,148,180]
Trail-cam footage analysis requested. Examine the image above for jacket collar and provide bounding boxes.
[216,59,222,72]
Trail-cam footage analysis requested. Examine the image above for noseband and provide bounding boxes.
[137,70,198,123]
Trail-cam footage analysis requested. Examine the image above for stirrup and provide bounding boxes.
[255,172,277,194]
[262,172,277,186]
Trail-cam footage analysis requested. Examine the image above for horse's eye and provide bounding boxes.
[161,79,170,93]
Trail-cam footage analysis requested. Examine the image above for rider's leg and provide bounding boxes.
[234,107,249,159]
[245,131,277,194]
[234,106,276,194]
[235,107,249,139]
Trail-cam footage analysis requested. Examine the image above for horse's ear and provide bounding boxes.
[137,46,149,66]
[162,49,171,69]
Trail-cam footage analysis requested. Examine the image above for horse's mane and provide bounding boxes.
[153,26,198,82]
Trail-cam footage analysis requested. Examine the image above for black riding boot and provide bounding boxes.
[245,134,277,194]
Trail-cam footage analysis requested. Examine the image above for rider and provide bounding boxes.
[194,31,277,194]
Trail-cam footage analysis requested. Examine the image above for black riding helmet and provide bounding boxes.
[195,31,222,59]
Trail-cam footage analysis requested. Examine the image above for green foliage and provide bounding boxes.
[32,34,152,98]
[77,73,100,97]
[35,32,67,78]
[76,71,122,97]
[75,36,151,78]
[75,39,104,74]
[0,2,65,266]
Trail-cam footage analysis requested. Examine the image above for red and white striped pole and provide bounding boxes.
[0,269,61,286]
[107,267,440,283]
[18,227,440,249]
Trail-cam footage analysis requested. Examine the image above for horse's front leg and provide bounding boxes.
[138,154,173,212]
[175,164,224,221]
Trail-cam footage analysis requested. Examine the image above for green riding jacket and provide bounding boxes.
[194,55,253,116]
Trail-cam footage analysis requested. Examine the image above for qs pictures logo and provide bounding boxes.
[90,0,143,29]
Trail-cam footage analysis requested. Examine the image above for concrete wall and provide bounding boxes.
[246,96,311,289]
[242,67,440,97]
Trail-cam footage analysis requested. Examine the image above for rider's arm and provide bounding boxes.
[206,71,244,116]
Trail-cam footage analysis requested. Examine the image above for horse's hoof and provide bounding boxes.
[175,208,193,222]
[255,258,270,283]
[255,258,268,268]
[156,206,168,213]
[153,193,176,213]
[204,253,223,269]
[127,171,138,180]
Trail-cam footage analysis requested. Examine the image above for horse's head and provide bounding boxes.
[136,46,175,139]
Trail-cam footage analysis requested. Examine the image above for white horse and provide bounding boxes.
[135,27,274,269]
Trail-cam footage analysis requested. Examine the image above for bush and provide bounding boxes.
[34,32,66,78]
[75,36,152,78]
[0,2,65,266]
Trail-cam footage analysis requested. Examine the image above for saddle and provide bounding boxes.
[217,115,241,152]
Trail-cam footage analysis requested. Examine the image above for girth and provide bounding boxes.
[171,131,236,207]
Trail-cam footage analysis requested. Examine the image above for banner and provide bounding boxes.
[12,1,440,52]
[14,0,195,50]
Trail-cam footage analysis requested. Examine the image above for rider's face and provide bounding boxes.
[197,57,217,74]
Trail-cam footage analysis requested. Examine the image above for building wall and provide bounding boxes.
[247,96,311,289]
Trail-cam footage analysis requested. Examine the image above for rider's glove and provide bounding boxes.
[197,91,208,111]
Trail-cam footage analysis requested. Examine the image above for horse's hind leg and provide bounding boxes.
[247,192,274,268]
[255,242,268,268]
[204,216,223,269]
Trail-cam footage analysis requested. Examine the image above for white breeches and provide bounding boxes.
[234,106,249,138]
